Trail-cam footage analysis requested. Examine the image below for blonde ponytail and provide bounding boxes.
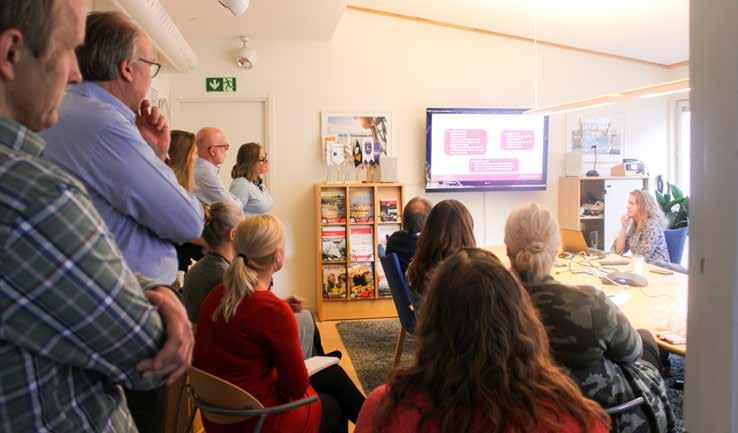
[504,204,560,284]
[211,214,285,322]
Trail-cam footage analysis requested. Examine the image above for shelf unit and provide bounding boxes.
[315,182,405,321]
[559,176,648,250]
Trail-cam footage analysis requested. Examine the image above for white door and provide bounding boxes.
[174,99,267,191]
[604,179,643,248]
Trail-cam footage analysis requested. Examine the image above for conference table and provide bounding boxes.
[487,246,688,356]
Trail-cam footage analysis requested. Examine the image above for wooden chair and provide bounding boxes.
[379,252,417,369]
[185,367,318,433]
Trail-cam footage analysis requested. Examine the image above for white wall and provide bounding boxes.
[168,10,673,308]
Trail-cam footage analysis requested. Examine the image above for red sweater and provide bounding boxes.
[355,385,608,433]
[193,285,321,433]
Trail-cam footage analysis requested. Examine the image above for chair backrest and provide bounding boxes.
[378,244,386,258]
[379,253,416,334]
[188,367,263,424]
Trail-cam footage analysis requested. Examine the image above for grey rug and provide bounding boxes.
[337,319,684,432]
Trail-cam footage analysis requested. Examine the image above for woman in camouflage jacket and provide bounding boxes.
[505,204,676,433]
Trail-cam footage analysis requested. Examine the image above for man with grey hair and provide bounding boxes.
[386,196,433,275]
[0,1,192,432]
[41,10,202,433]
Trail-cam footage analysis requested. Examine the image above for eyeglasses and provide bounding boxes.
[137,58,162,78]
[209,144,230,151]
[259,155,269,163]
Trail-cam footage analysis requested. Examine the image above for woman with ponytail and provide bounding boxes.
[504,204,675,433]
[193,215,364,433]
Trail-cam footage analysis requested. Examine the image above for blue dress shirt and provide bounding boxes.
[42,82,204,283]
[193,157,242,207]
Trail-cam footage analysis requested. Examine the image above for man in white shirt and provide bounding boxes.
[193,127,242,206]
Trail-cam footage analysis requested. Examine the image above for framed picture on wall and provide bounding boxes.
[566,112,625,162]
[321,112,392,166]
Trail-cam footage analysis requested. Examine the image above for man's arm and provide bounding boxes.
[194,165,243,207]
[95,125,204,243]
[0,183,182,389]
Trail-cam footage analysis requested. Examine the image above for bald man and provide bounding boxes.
[193,127,242,206]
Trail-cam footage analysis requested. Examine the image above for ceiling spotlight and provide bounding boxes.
[218,0,250,17]
[236,36,257,69]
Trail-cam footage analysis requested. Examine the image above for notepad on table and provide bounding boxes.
[305,356,340,376]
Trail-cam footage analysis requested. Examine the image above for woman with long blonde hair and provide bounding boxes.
[505,203,675,433]
[193,215,364,433]
[355,248,610,433]
[614,189,670,262]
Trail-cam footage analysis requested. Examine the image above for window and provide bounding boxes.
[675,99,690,195]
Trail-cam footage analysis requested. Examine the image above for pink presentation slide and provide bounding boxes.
[429,112,546,184]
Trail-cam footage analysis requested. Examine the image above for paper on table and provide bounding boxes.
[305,356,340,376]
[607,292,632,306]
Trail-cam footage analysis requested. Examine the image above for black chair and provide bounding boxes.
[379,253,416,368]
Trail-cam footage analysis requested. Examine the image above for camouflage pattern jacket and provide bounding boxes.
[523,275,676,433]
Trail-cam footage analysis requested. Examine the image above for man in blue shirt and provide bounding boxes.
[42,12,204,286]
[41,11,203,433]
[193,126,243,206]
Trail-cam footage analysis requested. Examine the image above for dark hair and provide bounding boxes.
[167,130,196,192]
[77,11,139,81]
[374,248,610,433]
[0,0,56,58]
[406,199,476,296]
[231,142,262,181]
[402,197,432,234]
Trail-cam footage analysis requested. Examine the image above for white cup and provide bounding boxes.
[631,255,645,275]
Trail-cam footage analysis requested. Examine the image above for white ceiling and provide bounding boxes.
[155,0,688,66]
[158,0,347,41]
[347,0,689,65]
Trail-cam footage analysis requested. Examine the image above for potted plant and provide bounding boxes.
[655,178,689,263]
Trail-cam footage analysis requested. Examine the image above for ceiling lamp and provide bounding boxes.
[236,36,257,69]
[524,95,622,116]
[620,78,690,99]
[218,0,250,16]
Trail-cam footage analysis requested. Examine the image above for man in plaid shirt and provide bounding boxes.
[0,1,194,432]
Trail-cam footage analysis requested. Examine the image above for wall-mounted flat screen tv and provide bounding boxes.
[425,108,549,192]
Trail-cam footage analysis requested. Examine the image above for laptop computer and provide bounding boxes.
[560,228,605,256]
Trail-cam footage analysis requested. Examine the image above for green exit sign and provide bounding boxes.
[206,77,237,92]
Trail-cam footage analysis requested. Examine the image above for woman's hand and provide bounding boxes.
[620,214,631,230]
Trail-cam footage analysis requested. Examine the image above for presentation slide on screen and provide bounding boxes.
[429,112,546,183]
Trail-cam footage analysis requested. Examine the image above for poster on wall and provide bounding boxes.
[321,112,391,166]
[566,113,625,162]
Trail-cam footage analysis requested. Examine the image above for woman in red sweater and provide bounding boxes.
[355,248,611,433]
[194,215,363,433]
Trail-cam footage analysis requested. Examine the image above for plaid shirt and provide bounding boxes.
[0,117,166,433]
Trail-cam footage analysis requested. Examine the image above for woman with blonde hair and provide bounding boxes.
[193,215,364,433]
[614,189,670,262]
[168,130,198,192]
[504,203,675,433]
[168,129,205,271]
[230,142,272,217]
[355,248,610,433]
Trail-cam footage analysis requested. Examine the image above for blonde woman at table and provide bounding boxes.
[230,142,273,217]
[614,190,670,263]
[505,203,675,433]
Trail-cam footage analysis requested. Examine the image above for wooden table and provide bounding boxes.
[487,246,688,356]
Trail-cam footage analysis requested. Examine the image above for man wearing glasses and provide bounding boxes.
[193,127,243,207]
[40,12,203,433]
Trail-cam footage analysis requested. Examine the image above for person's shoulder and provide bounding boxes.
[645,217,664,231]
[528,279,601,312]
[0,148,89,211]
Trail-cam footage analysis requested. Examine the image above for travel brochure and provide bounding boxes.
[350,189,374,223]
[350,226,374,262]
[322,264,347,299]
[321,226,346,261]
[349,262,375,299]
[379,198,399,222]
[320,189,346,224]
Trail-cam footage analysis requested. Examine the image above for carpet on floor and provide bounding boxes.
[337,318,685,432]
